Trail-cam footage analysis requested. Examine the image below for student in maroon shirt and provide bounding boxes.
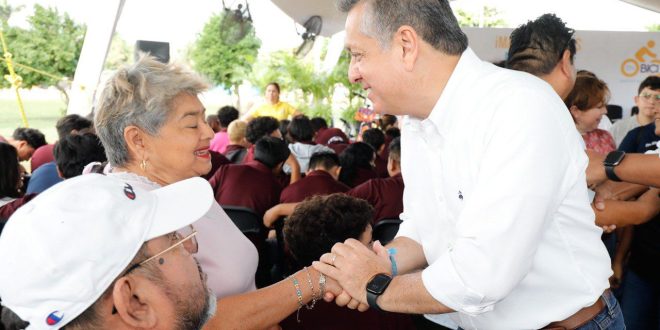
[280,152,348,204]
[338,142,378,188]
[209,136,290,217]
[347,137,403,225]
[361,128,389,178]
[280,193,413,330]
[223,120,250,164]
[242,116,281,164]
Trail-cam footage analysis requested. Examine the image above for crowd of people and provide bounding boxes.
[0,0,659,329]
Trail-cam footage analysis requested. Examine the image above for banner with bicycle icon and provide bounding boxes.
[621,40,660,78]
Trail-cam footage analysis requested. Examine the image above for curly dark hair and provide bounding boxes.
[246,116,280,144]
[507,13,576,76]
[284,193,373,266]
[12,127,47,149]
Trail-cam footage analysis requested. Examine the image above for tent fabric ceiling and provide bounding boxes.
[620,0,660,13]
[270,0,346,37]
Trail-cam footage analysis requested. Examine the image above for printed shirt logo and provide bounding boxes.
[124,183,136,200]
[46,311,64,326]
[621,40,660,77]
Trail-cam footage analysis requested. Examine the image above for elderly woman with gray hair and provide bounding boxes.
[94,56,347,329]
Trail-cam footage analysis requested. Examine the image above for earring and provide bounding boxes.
[140,159,147,172]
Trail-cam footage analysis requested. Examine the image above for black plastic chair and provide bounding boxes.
[221,205,263,236]
[373,218,402,245]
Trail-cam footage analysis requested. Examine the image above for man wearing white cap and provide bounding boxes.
[0,174,216,330]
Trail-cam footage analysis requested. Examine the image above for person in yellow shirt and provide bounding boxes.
[245,82,301,121]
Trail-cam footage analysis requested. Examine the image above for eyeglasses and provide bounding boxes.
[640,92,660,103]
[112,226,198,314]
[123,225,198,277]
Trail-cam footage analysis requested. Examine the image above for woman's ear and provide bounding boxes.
[111,276,158,328]
[123,126,147,158]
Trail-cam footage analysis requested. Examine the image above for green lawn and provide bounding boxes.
[0,98,66,143]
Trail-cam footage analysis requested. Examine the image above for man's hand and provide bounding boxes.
[609,262,624,290]
[313,239,391,305]
[586,150,607,189]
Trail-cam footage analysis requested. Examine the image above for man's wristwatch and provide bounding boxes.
[603,151,626,182]
[366,273,392,312]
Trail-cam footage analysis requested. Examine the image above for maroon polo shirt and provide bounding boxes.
[0,193,38,221]
[279,170,349,203]
[280,298,413,330]
[30,144,55,172]
[315,128,348,145]
[374,154,389,178]
[242,145,256,164]
[202,150,230,181]
[349,167,378,188]
[209,161,282,217]
[347,173,404,225]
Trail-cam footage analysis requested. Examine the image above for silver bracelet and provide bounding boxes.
[303,267,318,310]
[318,273,326,300]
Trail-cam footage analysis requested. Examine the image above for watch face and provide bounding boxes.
[367,274,392,295]
[604,151,625,166]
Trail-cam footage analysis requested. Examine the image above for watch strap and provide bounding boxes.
[605,164,622,182]
[367,290,384,312]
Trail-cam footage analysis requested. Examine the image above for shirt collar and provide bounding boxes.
[403,47,482,135]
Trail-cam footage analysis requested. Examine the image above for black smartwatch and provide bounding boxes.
[603,151,625,182]
[366,273,392,312]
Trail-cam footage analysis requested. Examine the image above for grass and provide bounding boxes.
[0,99,66,143]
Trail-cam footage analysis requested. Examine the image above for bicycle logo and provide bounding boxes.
[621,40,660,77]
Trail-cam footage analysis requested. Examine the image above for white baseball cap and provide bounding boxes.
[0,174,214,329]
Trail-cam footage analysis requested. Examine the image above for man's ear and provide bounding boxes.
[568,105,581,119]
[560,49,574,81]
[396,25,419,72]
[111,276,158,328]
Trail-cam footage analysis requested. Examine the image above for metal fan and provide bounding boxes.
[219,0,253,44]
[294,15,323,57]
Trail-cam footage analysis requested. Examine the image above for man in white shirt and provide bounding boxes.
[313,1,619,329]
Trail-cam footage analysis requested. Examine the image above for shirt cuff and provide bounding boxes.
[421,251,496,316]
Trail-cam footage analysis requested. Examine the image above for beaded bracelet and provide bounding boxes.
[290,275,307,323]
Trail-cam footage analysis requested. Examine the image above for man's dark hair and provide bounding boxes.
[337,0,467,55]
[385,127,400,139]
[288,115,314,143]
[284,193,373,266]
[338,142,375,186]
[217,106,239,128]
[0,143,21,198]
[246,116,279,144]
[388,137,401,163]
[362,128,385,152]
[54,134,107,179]
[279,119,291,142]
[254,136,290,169]
[308,152,340,171]
[310,117,328,133]
[12,127,47,149]
[56,114,93,140]
[507,14,576,76]
[638,75,660,94]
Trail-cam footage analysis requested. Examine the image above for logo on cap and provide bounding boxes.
[46,311,64,326]
[124,183,136,200]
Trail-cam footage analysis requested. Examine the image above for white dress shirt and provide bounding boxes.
[396,48,611,330]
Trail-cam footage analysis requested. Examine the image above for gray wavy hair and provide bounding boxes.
[95,56,209,166]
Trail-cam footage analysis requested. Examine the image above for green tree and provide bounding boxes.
[648,24,660,32]
[456,6,506,28]
[0,4,85,103]
[104,33,133,70]
[189,10,261,108]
